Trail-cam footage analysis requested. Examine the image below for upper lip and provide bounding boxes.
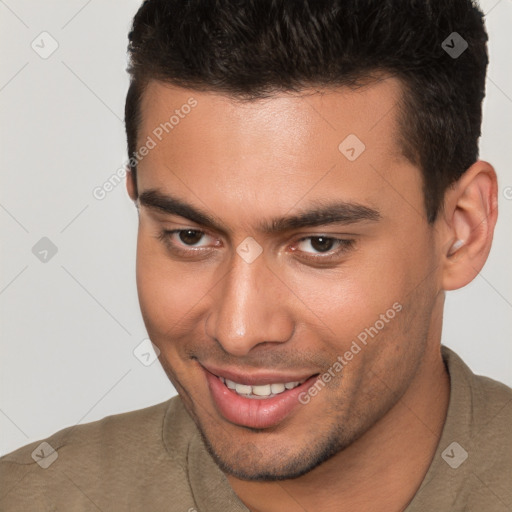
[200,362,318,386]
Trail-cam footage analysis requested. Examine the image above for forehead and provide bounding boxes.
[136,77,423,227]
[139,77,405,150]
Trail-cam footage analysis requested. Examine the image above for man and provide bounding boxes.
[1,0,511,510]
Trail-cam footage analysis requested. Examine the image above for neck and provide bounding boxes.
[226,344,450,512]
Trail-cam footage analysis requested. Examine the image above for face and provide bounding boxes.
[130,78,443,480]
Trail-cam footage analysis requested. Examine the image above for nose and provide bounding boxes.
[205,247,294,357]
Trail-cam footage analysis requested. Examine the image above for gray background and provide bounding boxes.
[1,0,511,455]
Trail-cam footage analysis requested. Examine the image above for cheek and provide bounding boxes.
[135,228,220,343]
[301,236,434,365]
[286,256,407,343]
[135,231,186,336]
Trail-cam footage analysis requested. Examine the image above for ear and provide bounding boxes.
[126,168,138,201]
[438,161,498,291]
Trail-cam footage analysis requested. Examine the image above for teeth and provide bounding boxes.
[252,384,271,396]
[270,383,286,394]
[225,379,236,390]
[220,377,305,398]
[234,383,252,395]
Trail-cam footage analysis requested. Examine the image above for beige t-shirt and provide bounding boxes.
[1,346,511,511]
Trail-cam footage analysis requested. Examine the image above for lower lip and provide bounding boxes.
[203,368,319,429]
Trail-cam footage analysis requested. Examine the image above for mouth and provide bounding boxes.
[219,376,306,399]
[200,363,320,429]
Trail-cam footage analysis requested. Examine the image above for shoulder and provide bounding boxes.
[441,347,512,508]
[444,345,512,429]
[1,398,172,467]
[407,348,512,511]
[0,396,196,511]
[465,369,512,507]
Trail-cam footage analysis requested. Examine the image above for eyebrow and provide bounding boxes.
[138,189,381,235]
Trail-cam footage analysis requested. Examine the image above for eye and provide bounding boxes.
[172,229,209,247]
[293,236,355,262]
[156,229,218,254]
[156,229,355,264]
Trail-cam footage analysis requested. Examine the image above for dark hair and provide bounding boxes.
[125,0,488,223]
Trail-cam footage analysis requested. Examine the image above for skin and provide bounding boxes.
[126,77,497,511]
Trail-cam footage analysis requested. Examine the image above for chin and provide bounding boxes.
[196,420,352,481]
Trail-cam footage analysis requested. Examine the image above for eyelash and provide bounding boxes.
[155,229,356,263]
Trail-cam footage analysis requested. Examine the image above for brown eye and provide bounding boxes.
[156,229,217,257]
[178,229,204,246]
[308,236,336,253]
[294,236,356,263]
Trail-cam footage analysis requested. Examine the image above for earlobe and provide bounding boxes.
[440,161,498,291]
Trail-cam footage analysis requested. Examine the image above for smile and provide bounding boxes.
[219,376,306,399]
[201,364,320,429]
